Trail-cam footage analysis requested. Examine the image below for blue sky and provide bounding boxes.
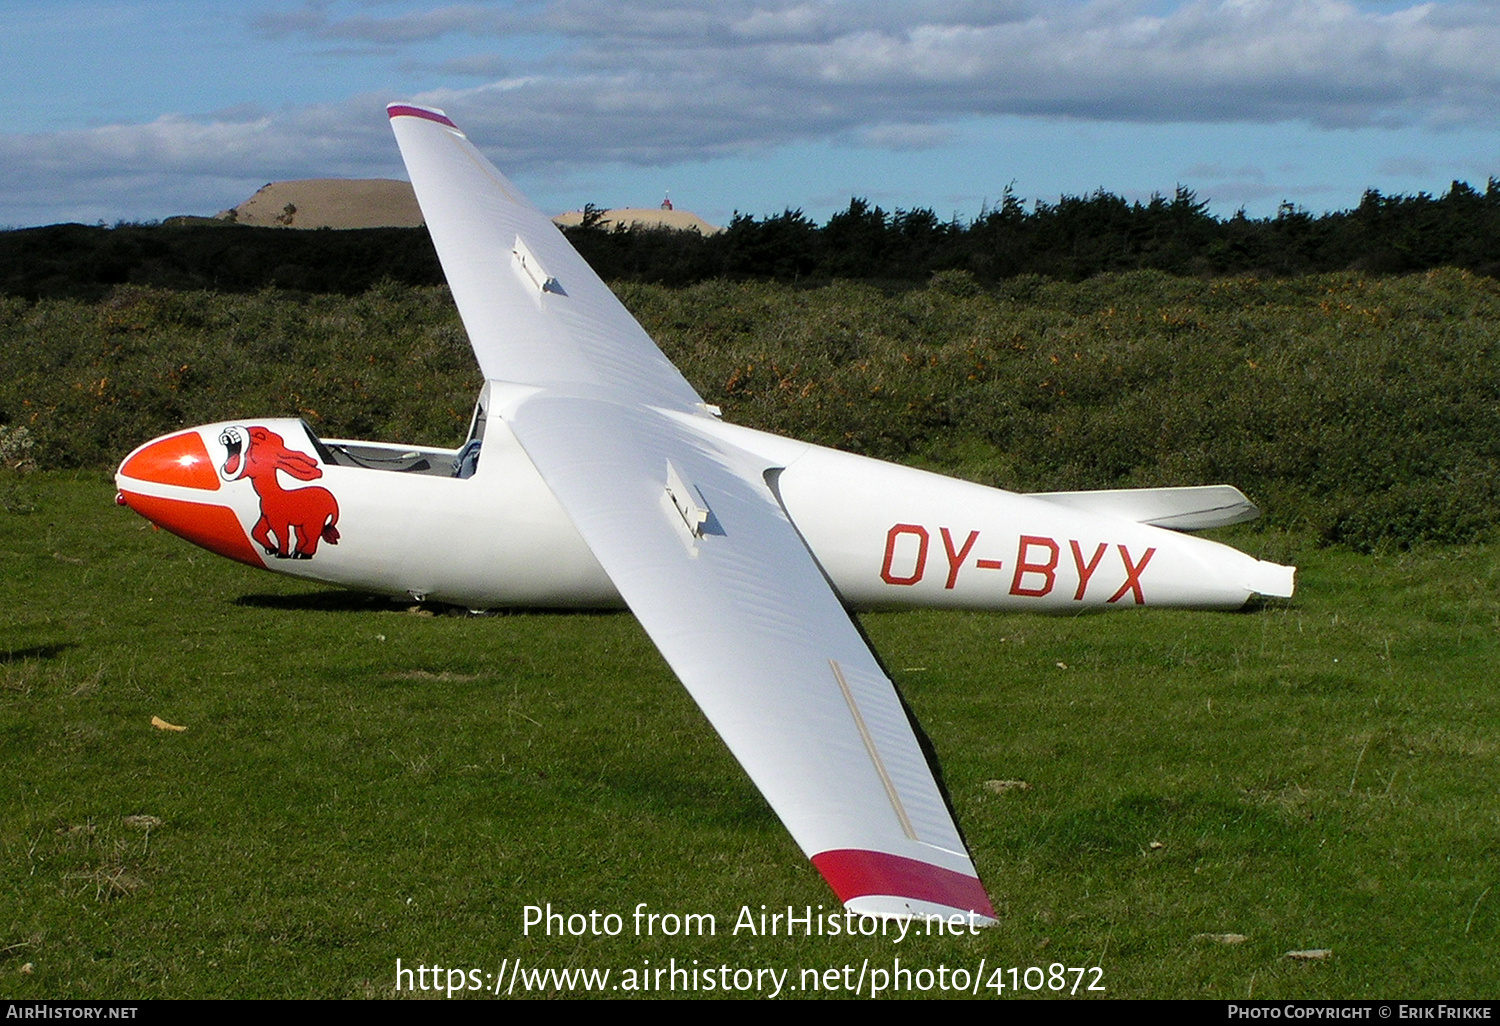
[3,0,1499,228]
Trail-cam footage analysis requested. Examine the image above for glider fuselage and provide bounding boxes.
[117,412,1293,613]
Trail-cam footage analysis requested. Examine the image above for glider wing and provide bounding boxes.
[386,104,702,413]
[388,103,993,921]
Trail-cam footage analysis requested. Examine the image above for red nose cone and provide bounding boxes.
[120,431,220,490]
[118,431,261,567]
[117,491,264,569]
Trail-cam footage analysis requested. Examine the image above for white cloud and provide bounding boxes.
[9,0,1500,224]
[0,101,406,225]
[250,1,1500,129]
[1181,163,1268,182]
[847,122,958,151]
[1376,154,1434,178]
[254,3,515,43]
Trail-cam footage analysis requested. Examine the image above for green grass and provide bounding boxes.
[3,472,1497,998]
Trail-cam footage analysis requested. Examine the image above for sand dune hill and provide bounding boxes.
[222,178,720,234]
[224,179,425,229]
[553,207,722,235]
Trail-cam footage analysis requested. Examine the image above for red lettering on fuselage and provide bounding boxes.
[1069,540,1108,601]
[879,524,1155,604]
[881,524,929,585]
[1009,535,1059,597]
[1107,545,1156,604]
[940,528,979,590]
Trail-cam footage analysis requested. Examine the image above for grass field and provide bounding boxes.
[3,471,1497,999]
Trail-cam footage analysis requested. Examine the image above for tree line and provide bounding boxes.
[4,180,1500,300]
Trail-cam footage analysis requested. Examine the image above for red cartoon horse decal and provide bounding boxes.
[219,425,340,559]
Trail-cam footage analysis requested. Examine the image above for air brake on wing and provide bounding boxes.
[512,235,565,296]
[665,460,711,537]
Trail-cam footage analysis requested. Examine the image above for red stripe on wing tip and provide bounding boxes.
[812,849,995,919]
[386,104,457,128]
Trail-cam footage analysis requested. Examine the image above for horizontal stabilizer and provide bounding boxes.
[1028,484,1260,531]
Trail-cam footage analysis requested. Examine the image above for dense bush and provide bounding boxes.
[631,271,1500,549]
[4,270,1498,550]
[0,283,478,470]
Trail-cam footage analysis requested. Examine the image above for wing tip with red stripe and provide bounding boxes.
[387,103,460,130]
[812,848,996,924]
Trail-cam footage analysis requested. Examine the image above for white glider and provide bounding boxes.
[115,104,1295,923]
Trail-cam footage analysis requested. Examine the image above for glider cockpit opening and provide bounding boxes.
[452,383,490,479]
[301,413,481,480]
[319,439,456,477]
